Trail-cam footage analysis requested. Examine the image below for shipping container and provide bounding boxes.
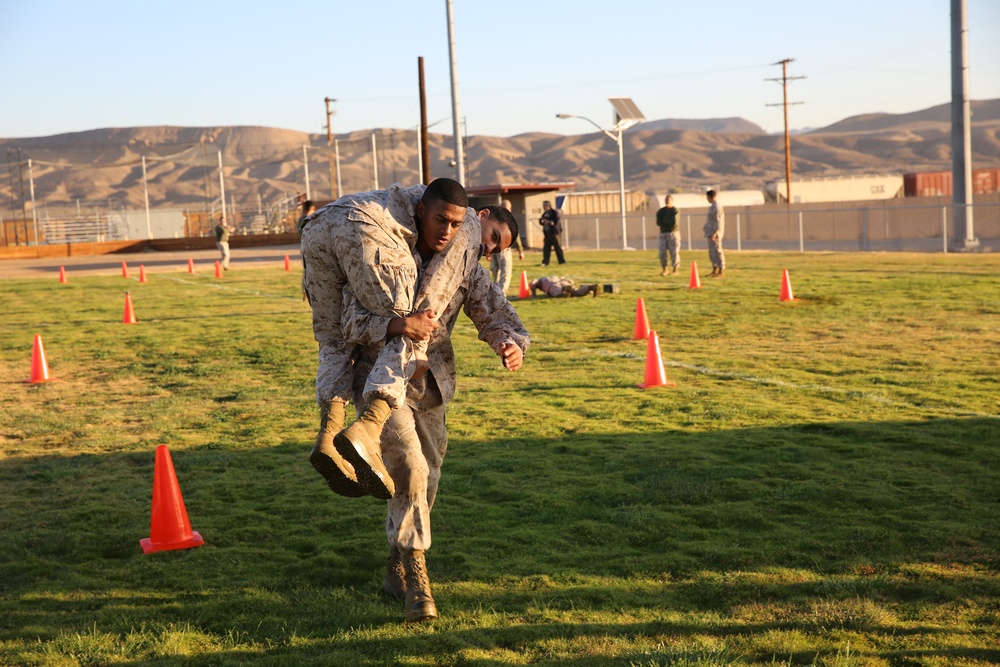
[767,174,904,204]
[903,169,1000,197]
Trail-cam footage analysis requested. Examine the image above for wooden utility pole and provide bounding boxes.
[766,59,804,203]
[418,57,430,185]
[325,97,338,200]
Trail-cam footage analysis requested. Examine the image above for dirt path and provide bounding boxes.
[0,244,301,279]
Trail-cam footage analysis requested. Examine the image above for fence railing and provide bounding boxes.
[558,202,999,253]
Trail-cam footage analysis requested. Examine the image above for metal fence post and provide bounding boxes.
[686,215,692,251]
[736,212,742,251]
[564,217,569,250]
[641,215,647,251]
[861,208,869,251]
[798,210,804,252]
[941,205,948,254]
[595,218,600,251]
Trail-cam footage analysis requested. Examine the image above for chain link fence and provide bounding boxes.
[562,201,999,253]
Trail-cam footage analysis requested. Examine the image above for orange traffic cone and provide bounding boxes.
[215,261,223,279]
[187,258,195,274]
[24,334,59,384]
[637,331,675,389]
[283,254,291,271]
[518,270,531,299]
[780,269,797,302]
[58,266,68,284]
[139,264,148,283]
[140,445,205,554]
[689,262,702,289]
[123,292,137,324]
[121,261,130,278]
[634,297,651,340]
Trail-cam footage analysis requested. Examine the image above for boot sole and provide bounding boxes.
[404,600,438,622]
[309,443,366,497]
[333,430,395,500]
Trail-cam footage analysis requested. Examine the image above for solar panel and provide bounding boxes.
[609,97,645,130]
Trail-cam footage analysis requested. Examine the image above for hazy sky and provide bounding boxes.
[2,0,998,140]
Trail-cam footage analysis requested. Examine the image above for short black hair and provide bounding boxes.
[303,200,314,210]
[478,205,519,248]
[422,178,468,209]
[706,189,717,198]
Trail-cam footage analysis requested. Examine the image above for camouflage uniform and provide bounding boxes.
[347,262,529,552]
[299,183,481,410]
[703,201,726,271]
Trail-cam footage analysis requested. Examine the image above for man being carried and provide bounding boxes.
[300,182,515,500]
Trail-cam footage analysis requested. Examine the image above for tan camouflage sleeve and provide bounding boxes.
[341,283,393,346]
[461,263,530,355]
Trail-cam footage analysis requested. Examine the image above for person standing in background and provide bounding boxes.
[703,190,725,277]
[656,194,681,276]
[538,200,565,266]
[214,215,234,270]
[297,200,316,234]
[490,198,524,294]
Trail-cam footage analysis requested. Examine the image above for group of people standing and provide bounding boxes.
[655,189,726,278]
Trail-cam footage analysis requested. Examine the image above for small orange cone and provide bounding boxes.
[121,261,130,278]
[780,269,797,302]
[518,270,531,299]
[139,264,148,283]
[123,292,137,324]
[215,261,223,279]
[58,266,68,284]
[689,262,702,289]
[634,297,651,340]
[24,334,59,384]
[187,258,195,274]
[140,445,205,554]
[283,254,291,271]
[637,331,675,389]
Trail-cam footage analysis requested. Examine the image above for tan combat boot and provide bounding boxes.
[383,545,406,601]
[333,398,395,500]
[309,401,364,497]
[402,549,438,622]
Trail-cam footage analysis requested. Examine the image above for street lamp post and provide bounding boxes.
[557,114,628,249]
[558,98,644,250]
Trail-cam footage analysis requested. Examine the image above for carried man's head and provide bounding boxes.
[706,189,716,202]
[476,205,518,259]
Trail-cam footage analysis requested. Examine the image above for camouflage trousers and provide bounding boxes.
[534,276,574,297]
[379,375,449,552]
[300,206,418,409]
[707,236,725,270]
[658,231,680,270]
[489,247,513,294]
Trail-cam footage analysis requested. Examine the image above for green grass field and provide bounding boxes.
[0,250,998,667]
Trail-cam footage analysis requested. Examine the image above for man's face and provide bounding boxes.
[666,195,673,206]
[542,201,551,211]
[416,198,467,254]
[478,210,513,259]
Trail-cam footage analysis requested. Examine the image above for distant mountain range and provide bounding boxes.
[2,99,998,212]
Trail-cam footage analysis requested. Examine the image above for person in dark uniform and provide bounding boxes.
[538,200,566,266]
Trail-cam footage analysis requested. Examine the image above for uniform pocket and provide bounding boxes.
[361,245,417,316]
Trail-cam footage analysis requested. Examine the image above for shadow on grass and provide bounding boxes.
[0,417,997,664]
